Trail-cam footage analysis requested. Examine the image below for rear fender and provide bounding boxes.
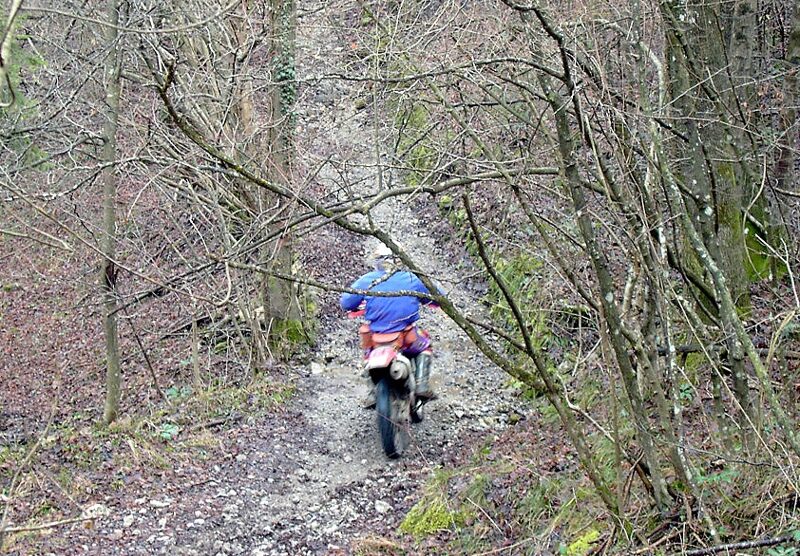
[364,345,397,371]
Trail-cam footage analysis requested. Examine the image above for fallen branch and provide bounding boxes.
[473,537,534,555]
[353,536,405,553]
[189,413,243,432]
[681,534,796,555]
[0,515,94,534]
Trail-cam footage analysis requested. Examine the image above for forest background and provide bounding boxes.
[1,0,800,554]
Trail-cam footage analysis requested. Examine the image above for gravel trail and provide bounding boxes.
[225,3,518,554]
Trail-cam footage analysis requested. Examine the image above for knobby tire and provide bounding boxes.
[376,377,406,458]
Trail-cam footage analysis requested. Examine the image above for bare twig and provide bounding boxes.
[472,537,534,555]
[681,534,796,555]
[122,305,169,405]
[1,515,95,534]
[188,413,243,432]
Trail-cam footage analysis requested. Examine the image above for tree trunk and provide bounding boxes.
[100,0,123,425]
[775,5,800,194]
[661,0,756,428]
[662,0,756,308]
[263,0,299,329]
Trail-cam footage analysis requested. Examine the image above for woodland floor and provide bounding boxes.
[0,1,539,554]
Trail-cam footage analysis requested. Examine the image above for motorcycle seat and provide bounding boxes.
[371,331,403,344]
[359,324,419,351]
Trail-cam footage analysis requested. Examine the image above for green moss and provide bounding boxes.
[682,351,705,380]
[268,303,316,358]
[272,318,308,344]
[268,281,319,359]
[743,218,787,282]
[399,496,465,538]
[744,227,769,280]
[565,528,600,556]
[405,144,435,186]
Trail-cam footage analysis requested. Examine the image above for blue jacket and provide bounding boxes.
[341,270,437,333]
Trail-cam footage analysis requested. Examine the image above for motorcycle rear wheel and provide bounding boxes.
[376,378,410,458]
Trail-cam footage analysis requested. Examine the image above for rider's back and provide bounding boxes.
[340,270,431,333]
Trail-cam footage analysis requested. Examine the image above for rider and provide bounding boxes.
[340,244,440,401]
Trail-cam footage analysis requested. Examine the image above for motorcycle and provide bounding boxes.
[349,310,426,458]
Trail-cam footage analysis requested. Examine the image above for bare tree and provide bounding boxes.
[133,0,303,367]
[100,0,123,425]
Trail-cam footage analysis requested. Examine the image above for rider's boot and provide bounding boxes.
[360,350,377,409]
[414,351,436,400]
[362,382,377,409]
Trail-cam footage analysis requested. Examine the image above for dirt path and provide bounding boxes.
[63,3,517,555]
[209,4,518,554]
[213,3,516,554]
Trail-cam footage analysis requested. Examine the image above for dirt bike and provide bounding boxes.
[348,310,426,459]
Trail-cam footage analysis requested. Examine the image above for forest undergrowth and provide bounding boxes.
[385,250,800,555]
[383,198,800,554]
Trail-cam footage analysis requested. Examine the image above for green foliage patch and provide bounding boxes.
[399,495,466,538]
[563,528,601,556]
[515,476,565,531]
[267,282,318,358]
[403,436,610,554]
[0,444,26,480]
[0,11,46,112]
[0,10,50,168]
[269,317,311,357]
[181,377,296,422]
[744,217,787,282]
[394,103,436,186]
[483,250,553,394]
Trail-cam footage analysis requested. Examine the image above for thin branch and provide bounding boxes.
[463,193,538,358]
[0,367,62,544]
[122,305,169,405]
[682,535,795,556]
[0,227,71,251]
[1,515,95,534]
